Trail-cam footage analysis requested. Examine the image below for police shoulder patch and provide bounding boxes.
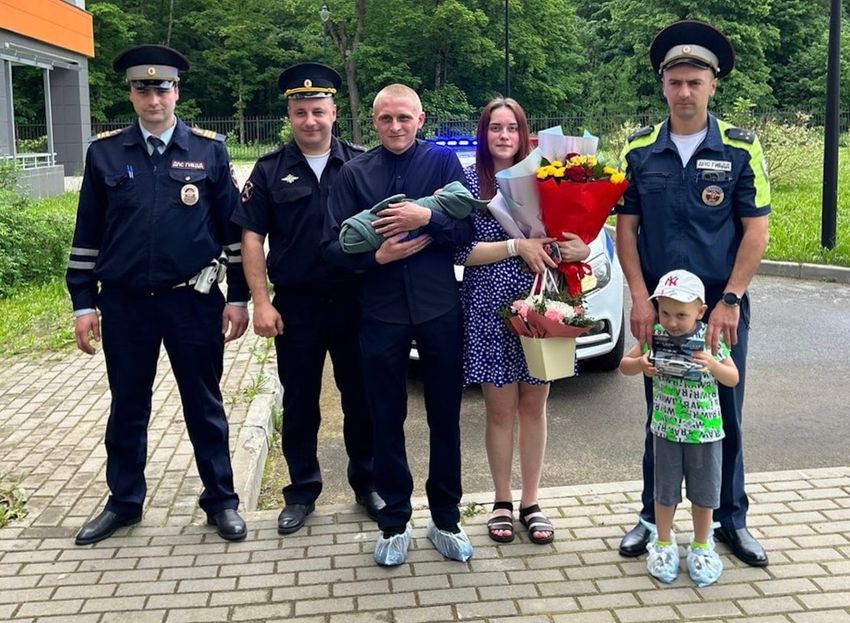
[190,127,226,142]
[627,125,653,143]
[724,127,756,144]
[87,128,123,143]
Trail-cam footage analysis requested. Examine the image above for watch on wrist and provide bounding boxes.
[722,292,742,307]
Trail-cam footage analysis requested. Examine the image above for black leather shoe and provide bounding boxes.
[355,491,386,521]
[277,503,315,535]
[618,521,651,557]
[206,509,247,541]
[75,510,141,546]
[714,526,769,567]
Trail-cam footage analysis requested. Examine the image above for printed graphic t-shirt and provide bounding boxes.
[650,322,730,444]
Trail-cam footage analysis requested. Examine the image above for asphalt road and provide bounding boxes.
[305,274,850,506]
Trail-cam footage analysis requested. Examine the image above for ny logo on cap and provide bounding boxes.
[664,275,679,286]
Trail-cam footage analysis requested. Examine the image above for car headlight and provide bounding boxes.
[585,252,612,293]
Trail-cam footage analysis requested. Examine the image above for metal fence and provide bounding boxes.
[12,109,850,161]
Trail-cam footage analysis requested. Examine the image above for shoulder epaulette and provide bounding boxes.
[724,127,756,144]
[190,127,226,142]
[340,139,367,153]
[627,125,653,143]
[87,128,124,143]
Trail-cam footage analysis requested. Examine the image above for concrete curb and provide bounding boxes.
[232,378,281,511]
[759,258,850,283]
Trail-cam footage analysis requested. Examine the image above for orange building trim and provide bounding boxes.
[0,0,94,58]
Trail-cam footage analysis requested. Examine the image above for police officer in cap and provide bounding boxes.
[233,62,380,535]
[67,44,250,545]
[616,21,770,567]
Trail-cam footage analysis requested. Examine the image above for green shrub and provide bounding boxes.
[16,136,48,153]
[0,191,77,297]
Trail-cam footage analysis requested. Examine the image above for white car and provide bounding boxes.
[410,227,626,373]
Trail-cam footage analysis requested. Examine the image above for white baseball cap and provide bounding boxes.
[650,269,705,303]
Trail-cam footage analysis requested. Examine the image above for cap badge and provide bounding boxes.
[682,45,692,54]
[147,67,156,76]
[282,174,299,184]
[304,79,312,88]
[181,184,199,206]
[701,185,725,206]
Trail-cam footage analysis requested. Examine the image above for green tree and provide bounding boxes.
[87,1,152,121]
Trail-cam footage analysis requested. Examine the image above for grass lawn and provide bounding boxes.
[0,278,74,357]
[768,152,849,267]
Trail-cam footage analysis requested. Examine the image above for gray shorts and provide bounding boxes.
[653,436,722,509]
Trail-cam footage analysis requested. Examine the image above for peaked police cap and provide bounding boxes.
[112,45,190,83]
[278,62,341,99]
[650,20,735,78]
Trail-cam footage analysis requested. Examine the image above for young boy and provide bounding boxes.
[620,269,739,587]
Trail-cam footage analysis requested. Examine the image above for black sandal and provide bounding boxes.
[519,504,555,544]
[486,501,515,543]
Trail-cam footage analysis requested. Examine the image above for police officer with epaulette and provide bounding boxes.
[66,45,250,545]
[615,21,771,567]
[232,62,380,535]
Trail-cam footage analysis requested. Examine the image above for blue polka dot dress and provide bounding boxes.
[455,166,547,387]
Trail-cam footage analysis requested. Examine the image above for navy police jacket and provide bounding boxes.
[232,137,365,291]
[617,114,771,296]
[66,119,249,310]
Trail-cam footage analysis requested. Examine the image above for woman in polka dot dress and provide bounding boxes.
[455,98,589,545]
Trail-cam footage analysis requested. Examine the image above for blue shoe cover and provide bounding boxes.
[646,528,679,584]
[373,524,412,567]
[426,522,473,562]
[687,540,723,587]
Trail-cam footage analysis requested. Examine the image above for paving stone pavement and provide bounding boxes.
[2,339,850,621]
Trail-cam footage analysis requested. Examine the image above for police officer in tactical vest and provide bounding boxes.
[232,63,380,535]
[66,45,250,545]
[616,21,771,567]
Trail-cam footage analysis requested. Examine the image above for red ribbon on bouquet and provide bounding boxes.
[537,177,628,295]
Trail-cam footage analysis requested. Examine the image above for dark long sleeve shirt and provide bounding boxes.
[322,140,472,325]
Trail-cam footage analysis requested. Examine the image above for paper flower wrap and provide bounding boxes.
[491,126,628,295]
[505,270,594,339]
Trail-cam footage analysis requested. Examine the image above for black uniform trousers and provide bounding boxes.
[99,286,238,518]
[273,288,373,505]
[639,292,751,530]
[359,305,464,532]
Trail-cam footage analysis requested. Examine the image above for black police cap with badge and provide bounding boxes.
[649,20,735,79]
[277,62,341,99]
[112,44,191,90]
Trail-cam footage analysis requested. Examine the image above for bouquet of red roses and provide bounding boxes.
[536,154,628,295]
[489,126,628,296]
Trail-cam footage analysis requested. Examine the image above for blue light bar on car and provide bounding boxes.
[426,137,478,148]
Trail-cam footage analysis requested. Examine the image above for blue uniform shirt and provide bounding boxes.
[232,137,365,290]
[322,140,472,325]
[618,114,771,296]
[66,119,248,310]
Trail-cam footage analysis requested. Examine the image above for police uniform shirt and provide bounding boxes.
[618,114,771,295]
[66,119,249,310]
[232,137,364,290]
[322,140,472,325]
[138,120,176,154]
